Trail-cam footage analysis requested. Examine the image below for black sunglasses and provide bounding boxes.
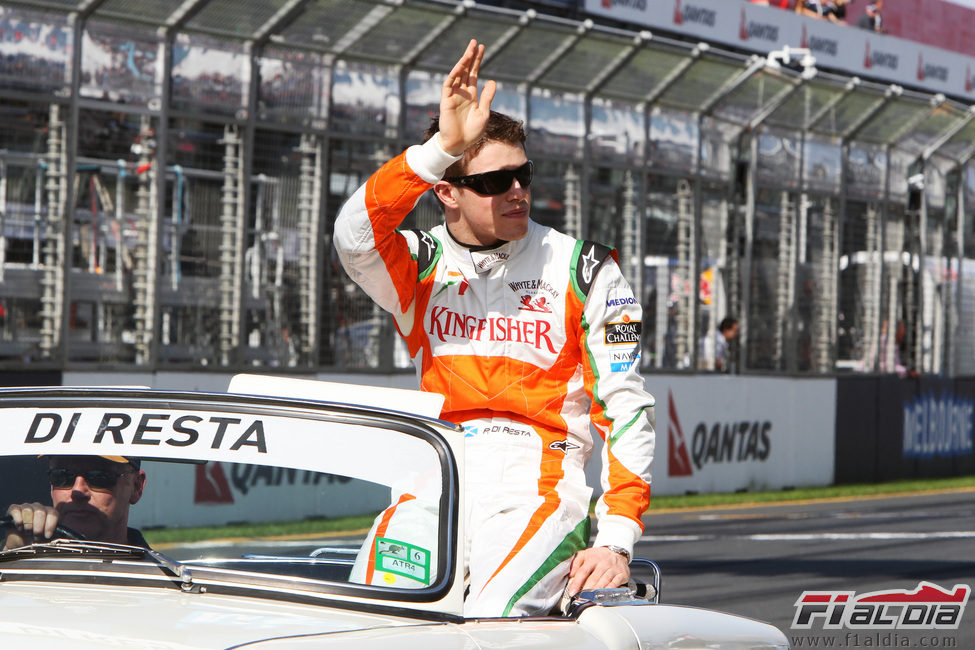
[444,160,533,196]
[48,468,129,492]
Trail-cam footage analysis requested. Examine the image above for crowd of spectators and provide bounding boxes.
[748,0,886,33]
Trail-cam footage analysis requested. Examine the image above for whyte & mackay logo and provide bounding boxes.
[793,582,970,631]
[666,391,772,477]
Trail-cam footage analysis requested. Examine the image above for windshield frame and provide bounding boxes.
[0,387,462,609]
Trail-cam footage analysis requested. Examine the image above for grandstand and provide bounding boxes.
[0,0,973,381]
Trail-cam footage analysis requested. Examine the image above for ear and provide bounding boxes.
[129,470,146,505]
[433,181,459,210]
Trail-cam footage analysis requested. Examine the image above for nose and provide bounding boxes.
[71,474,93,496]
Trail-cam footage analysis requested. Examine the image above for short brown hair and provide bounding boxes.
[424,111,527,177]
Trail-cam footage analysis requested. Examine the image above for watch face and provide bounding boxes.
[606,545,630,560]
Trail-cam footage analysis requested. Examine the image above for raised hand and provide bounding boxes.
[438,39,497,156]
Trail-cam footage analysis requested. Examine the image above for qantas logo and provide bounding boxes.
[668,392,694,476]
[673,0,715,27]
[739,7,778,42]
[194,462,351,504]
[667,391,772,477]
[917,53,949,82]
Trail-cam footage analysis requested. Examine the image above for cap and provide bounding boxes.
[101,456,142,470]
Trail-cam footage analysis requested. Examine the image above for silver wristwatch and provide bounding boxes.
[604,545,631,562]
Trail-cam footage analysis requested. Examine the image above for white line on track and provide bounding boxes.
[640,532,975,542]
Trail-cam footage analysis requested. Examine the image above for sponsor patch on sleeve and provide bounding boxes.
[604,319,642,345]
[610,349,641,372]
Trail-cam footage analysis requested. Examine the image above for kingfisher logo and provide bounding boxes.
[667,391,772,477]
[792,582,970,630]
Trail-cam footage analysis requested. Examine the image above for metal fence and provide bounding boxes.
[0,0,973,376]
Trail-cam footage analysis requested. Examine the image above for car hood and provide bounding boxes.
[0,581,431,649]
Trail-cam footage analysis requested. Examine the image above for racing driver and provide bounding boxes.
[334,39,655,617]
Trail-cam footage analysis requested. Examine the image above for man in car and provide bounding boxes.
[335,40,655,617]
[2,455,148,550]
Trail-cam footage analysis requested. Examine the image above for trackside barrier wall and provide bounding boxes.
[79,372,835,527]
[3,371,971,529]
[834,376,975,483]
[640,375,836,496]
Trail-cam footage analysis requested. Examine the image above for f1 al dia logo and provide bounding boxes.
[793,582,970,630]
[667,390,772,477]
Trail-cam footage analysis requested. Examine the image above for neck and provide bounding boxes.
[445,223,506,250]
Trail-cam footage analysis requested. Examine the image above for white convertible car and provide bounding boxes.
[0,376,789,649]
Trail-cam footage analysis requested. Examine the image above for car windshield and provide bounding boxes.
[0,387,457,604]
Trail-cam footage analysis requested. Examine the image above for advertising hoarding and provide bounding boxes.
[584,0,975,102]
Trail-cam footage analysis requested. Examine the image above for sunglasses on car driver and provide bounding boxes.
[48,468,130,492]
[444,160,533,196]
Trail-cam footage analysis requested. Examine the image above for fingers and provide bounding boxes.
[40,507,59,539]
[5,502,57,541]
[566,547,631,596]
[467,41,484,90]
[478,79,497,113]
[444,39,479,93]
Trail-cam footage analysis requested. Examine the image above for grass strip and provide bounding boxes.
[143,475,975,545]
[647,475,975,511]
[144,513,379,545]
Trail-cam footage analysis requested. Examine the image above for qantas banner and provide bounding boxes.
[638,375,836,496]
[584,0,975,102]
[129,459,390,529]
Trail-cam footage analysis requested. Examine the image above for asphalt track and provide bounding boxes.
[166,489,975,648]
[638,489,975,649]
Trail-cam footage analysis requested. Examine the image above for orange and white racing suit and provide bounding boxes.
[335,136,655,617]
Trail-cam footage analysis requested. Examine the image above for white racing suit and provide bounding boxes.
[335,137,655,617]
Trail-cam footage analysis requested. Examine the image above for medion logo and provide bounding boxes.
[667,391,772,476]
